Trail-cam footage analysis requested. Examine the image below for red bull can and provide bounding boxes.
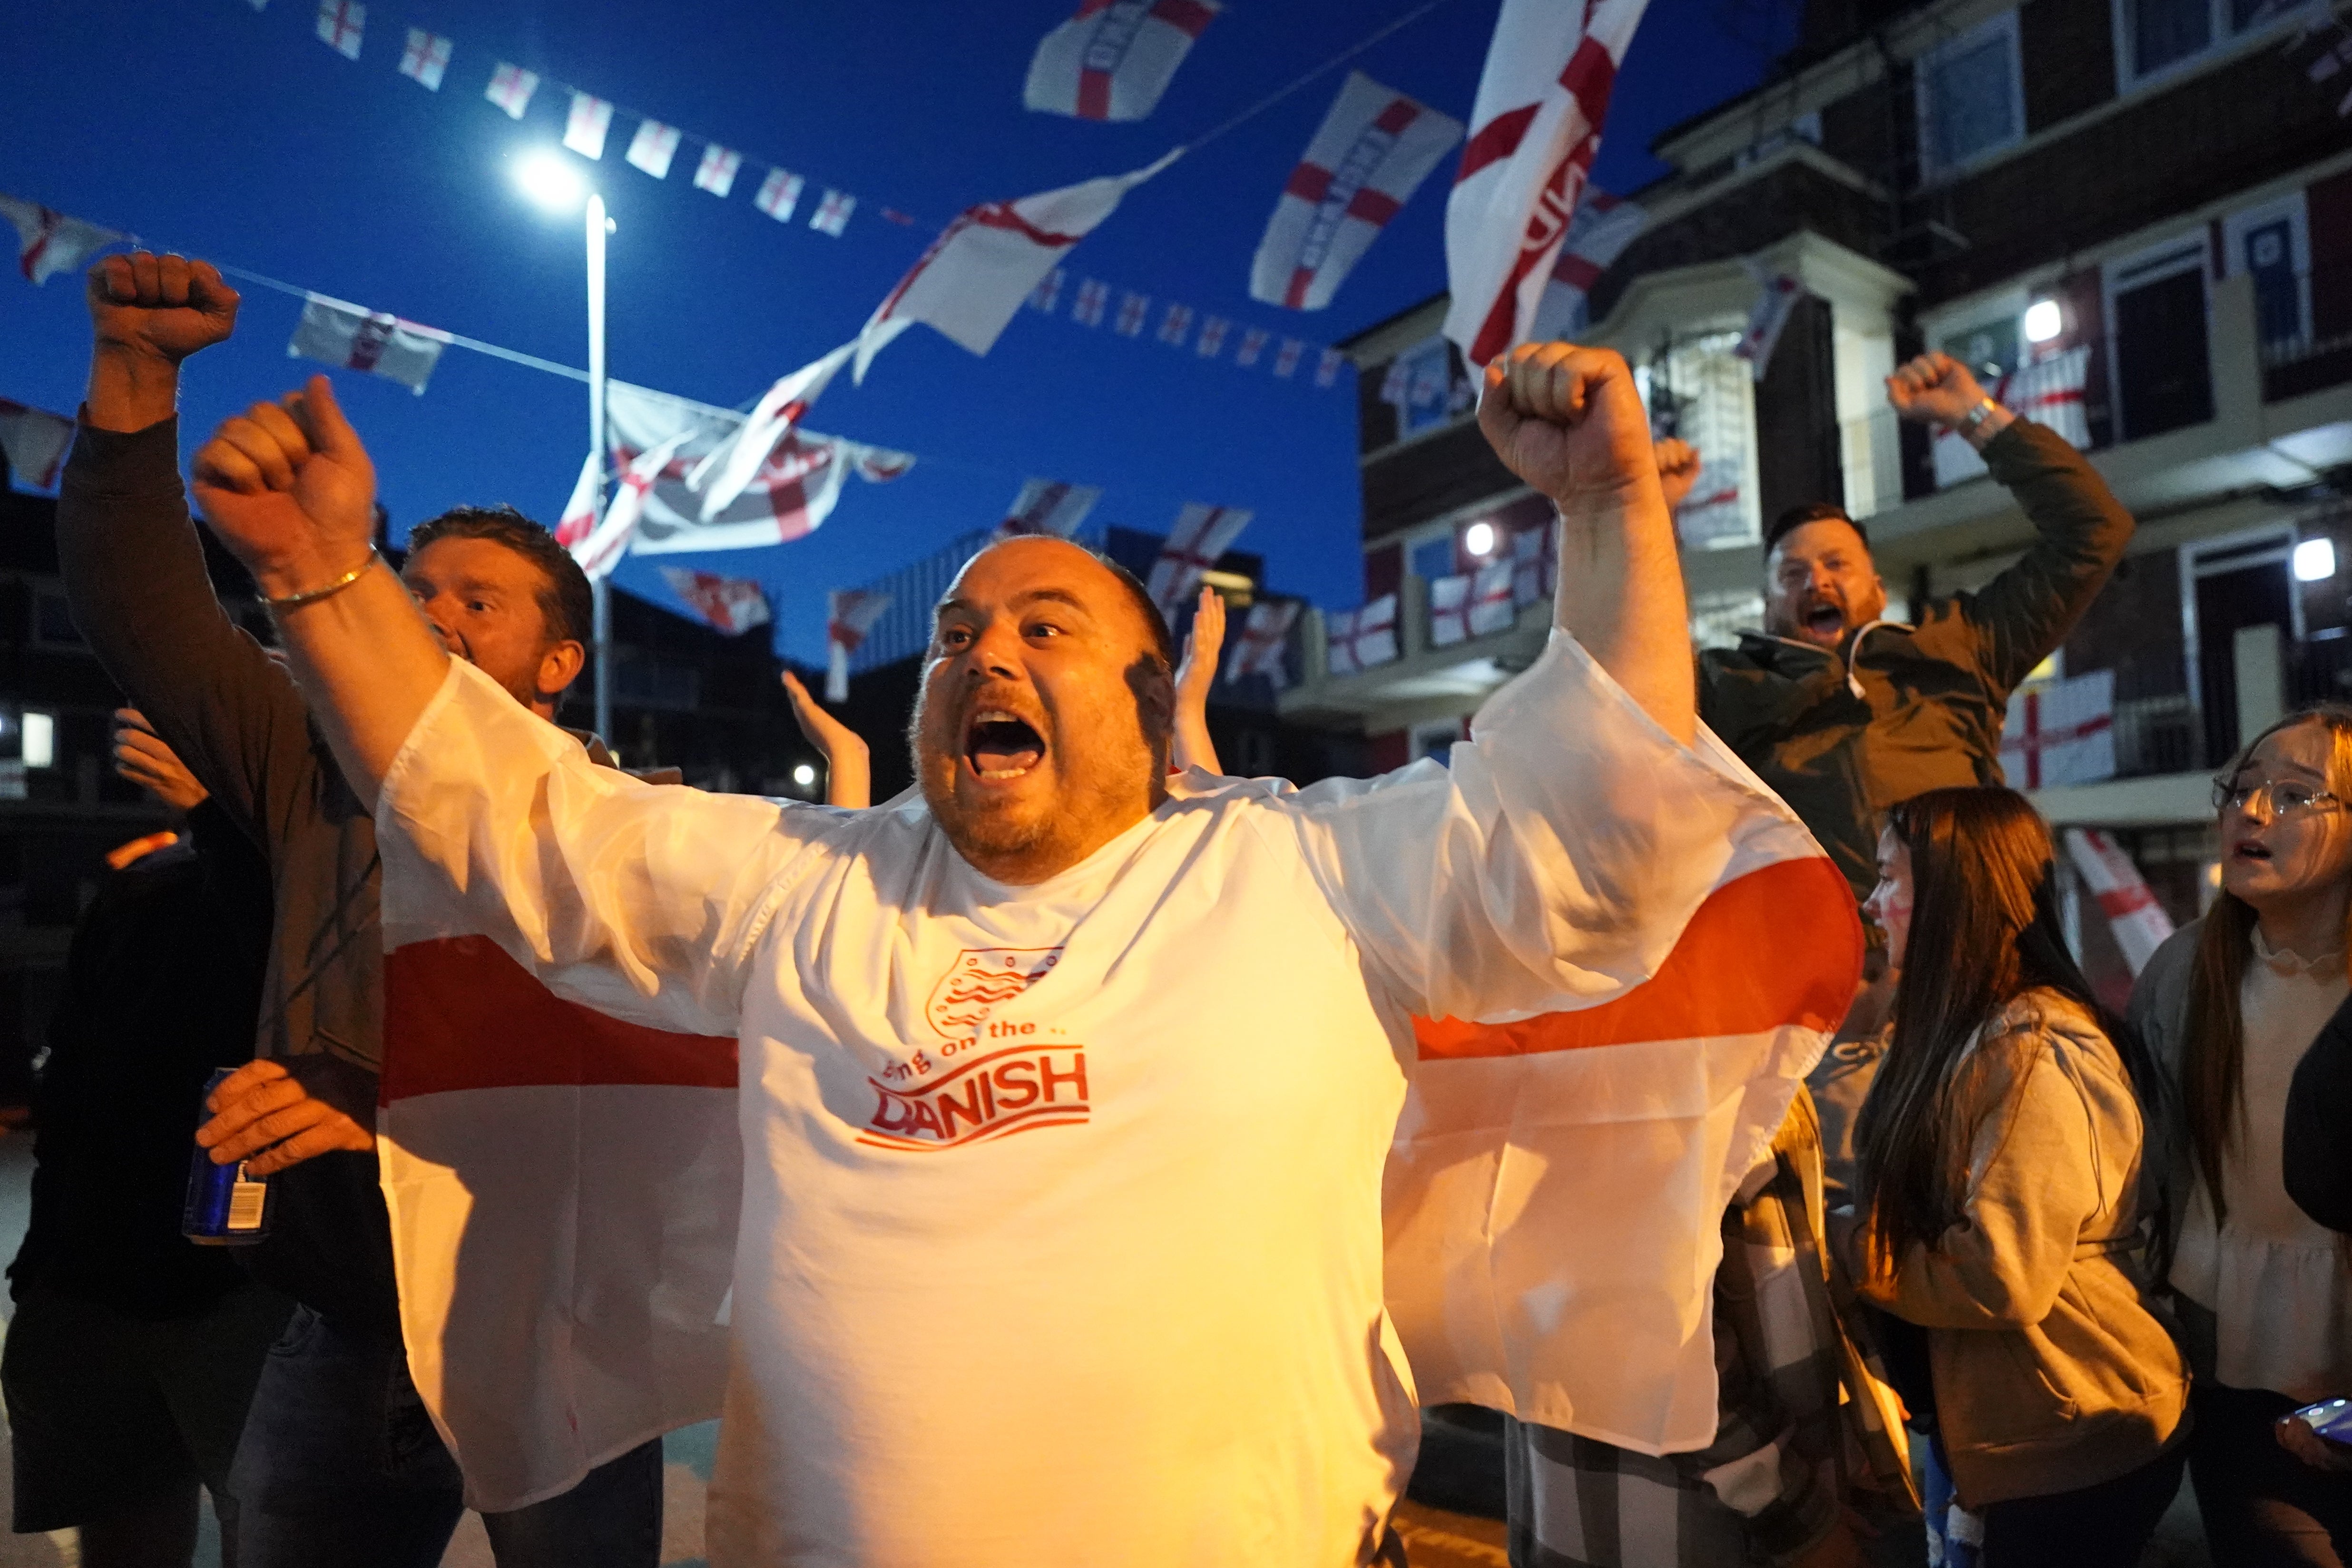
[181,1067,270,1246]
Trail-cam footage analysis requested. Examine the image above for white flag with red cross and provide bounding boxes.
[810,189,855,236]
[1443,0,1651,365]
[314,0,364,59]
[398,28,451,89]
[1072,277,1110,326]
[1932,344,2092,489]
[626,120,682,180]
[658,567,772,636]
[998,479,1102,539]
[553,451,600,549]
[1223,598,1300,689]
[1028,268,1066,313]
[851,151,1179,383]
[570,431,693,581]
[826,588,894,701]
[485,62,540,119]
[1324,593,1398,675]
[0,194,122,286]
[1024,0,1221,121]
[564,92,615,159]
[1733,266,1804,381]
[1235,326,1269,367]
[1529,187,1645,338]
[694,145,742,197]
[754,168,804,222]
[2063,829,2175,975]
[288,294,452,394]
[2001,668,2115,790]
[1251,72,1463,313]
[1145,504,1252,620]
[1273,337,1304,377]
[1196,316,1229,358]
[1469,558,1517,637]
[1156,302,1194,347]
[0,399,74,489]
[1430,573,1473,647]
[685,342,855,519]
[1115,290,1151,336]
[1315,348,1346,388]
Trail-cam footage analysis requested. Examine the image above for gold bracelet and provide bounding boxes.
[263,549,379,609]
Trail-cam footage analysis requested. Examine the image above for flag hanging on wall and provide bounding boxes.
[485,62,539,118]
[826,588,894,701]
[1529,188,1646,338]
[1250,72,1462,313]
[1024,0,1221,122]
[1443,0,1652,364]
[0,399,75,490]
[1145,503,1252,618]
[398,27,451,88]
[287,294,452,394]
[998,479,1102,539]
[658,567,772,636]
[0,194,122,285]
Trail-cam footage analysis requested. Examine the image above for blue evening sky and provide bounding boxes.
[3,0,1794,663]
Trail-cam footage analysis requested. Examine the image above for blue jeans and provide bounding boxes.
[228,1305,663,1568]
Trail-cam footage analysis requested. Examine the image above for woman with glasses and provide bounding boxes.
[1852,787,2186,1567]
[2133,704,2352,1565]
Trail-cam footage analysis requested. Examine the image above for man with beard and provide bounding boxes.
[186,333,1831,1567]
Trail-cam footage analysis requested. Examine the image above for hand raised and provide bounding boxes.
[1885,350,1989,427]
[191,376,377,597]
[87,252,239,363]
[1174,585,1226,713]
[1477,343,1657,511]
[1654,436,1701,514]
[782,670,872,809]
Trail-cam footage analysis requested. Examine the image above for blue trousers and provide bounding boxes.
[228,1305,663,1568]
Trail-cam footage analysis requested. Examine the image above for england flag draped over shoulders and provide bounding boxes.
[0,193,122,285]
[853,151,1180,382]
[1443,0,1652,364]
[288,294,452,394]
[1024,0,1220,121]
[1145,503,1251,619]
[1250,72,1462,312]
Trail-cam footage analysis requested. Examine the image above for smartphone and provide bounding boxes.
[2291,1398,2352,1450]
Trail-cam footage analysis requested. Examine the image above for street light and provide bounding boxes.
[1462,520,1498,559]
[514,148,617,743]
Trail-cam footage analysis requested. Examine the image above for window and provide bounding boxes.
[1917,12,2022,178]
[1640,332,1760,551]
[2105,238,2213,440]
[1408,535,1454,586]
[2117,0,2307,86]
[2225,194,2313,358]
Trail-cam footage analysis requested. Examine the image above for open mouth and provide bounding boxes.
[1803,603,1845,639]
[964,709,1045,782]
[2233,840,2273,862]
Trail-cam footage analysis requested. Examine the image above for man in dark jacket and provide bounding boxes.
[59,250,660,1568]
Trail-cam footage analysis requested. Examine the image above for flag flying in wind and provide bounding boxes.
[1223,598,1300,689]
[826,588,893,701]
[998,479,1102,539]
[685,343,855,519]
[570,431,694,581]
[1733,264,1804,381]
[1528,187,1645,338]
[657,567,772,636]
[1250,72,1462,313]
[2063,829,2174,977]
[1442,0,1652,364]
[0,399,75,489]
[484,62,539,118]
[287,294,453,394]
[1144,503,1251,619]
[626,120,682,180]
[1024,0,1221,121]
[397,27,451,89]
[852,151,1181,383]
[553,451,600,549]
[0,194,122,285]
[563,91,615,159]
[694,145,742,197]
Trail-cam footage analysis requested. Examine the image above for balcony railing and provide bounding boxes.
[2261,260,2352,404]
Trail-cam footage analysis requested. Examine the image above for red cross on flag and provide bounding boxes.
[1324,593,1399,675]
[0,399,74,490]
[0,193,122,286]
[851,151,1177,382]
[1469,558,1517,637]
[754,168,804,222]
[1529,187,1646,338]
[998,479,1102,539]
[1443,0,1653,365]
[1273,337,1304,377]
[1025,0,1221,122]
[684,342,856,519]
[1223,598,1300,689]
[1932,344,2092,488]
[1250,72,1462,313]
[1429,573,1473,647]
[1733,265,1804,381]
[569,431,693,581]
[1072,277,1109,326]
[826,588,894,701]
[288,293,452,394]
[398,28,451,89]
[1145,503,1252,620]
[554,451,600,549]
[694,145,742,197]
[1315,348,1346,388]
[2063,829,2175,976]
[314,0,364,59]
[1115,290,1151,336]
[1156,302,1194,346]
[658,567,772,636]
[484,62,539,119]
[1235,326,1269,367]
[2000,668,2116,790]
[626,120,682,180]
[1196,316,1229,358]
[564,92,615,159]
[810,189,856,236]
[1028,268,1066,313]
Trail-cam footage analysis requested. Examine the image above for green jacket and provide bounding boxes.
[1699,421,2135,902]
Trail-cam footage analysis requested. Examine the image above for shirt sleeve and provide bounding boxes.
[1275,629,1816,1024]
[375,658,824,1039]
[1958,419,2136,698]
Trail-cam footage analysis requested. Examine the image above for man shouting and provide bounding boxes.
[191,338,1819,1565]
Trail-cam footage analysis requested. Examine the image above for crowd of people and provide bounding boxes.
[2,247,2346,1568]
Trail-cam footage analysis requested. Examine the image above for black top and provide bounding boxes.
[9,802,274,1318]
[2284,1000,2352,1235]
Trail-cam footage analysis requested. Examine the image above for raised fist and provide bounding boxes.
[1885,351,1989,427]
[87,252,239,363]
[190,376,377,597]
[1477,343,1656,511]
[1654,437,1701,514]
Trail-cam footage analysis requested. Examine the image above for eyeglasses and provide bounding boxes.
[2212,775,2344,816]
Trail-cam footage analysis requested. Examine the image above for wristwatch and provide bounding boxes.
[1958,396,2001,434]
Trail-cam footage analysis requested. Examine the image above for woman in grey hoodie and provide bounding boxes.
[1852,787,2188,1566]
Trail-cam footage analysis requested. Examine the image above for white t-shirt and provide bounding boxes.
[378,633,1785,1568]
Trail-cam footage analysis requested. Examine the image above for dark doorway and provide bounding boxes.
[2195,544,2294,766]
[2114,266,2215,440]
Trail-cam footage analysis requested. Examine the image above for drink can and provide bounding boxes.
[182,1067,269,1246]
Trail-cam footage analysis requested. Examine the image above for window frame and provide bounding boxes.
[2102,232,2213,442]
[2111,0,2310,94]
[1913,9,2026,184]
[2222,191,2313,354]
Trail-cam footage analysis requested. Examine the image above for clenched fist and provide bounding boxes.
[1654,437,1701,514]
[1885,351,1990,426]
[1477,343,1659,512]
[190,376,378,599]
[88,251,239,364]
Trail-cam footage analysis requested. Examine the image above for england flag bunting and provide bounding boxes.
[564,92,615,159]
[1028,268,1066,312]
[1072,277,1109,326]
[1222,598,1300,689]
[2062,829,2175,976]
[1156,302,1193,346]
[1529,187,1646,339]
[0,194,122,286]
[810,189,856,236]
[1235,326,1268,366]
[1734,265,1804,381]
[287,294,453,395]
[1249,72,1463,313]
[315,0,364,59]
[694,145,742,197]
[1273,337,1304,377]
[1024,0,1221,122]
[0,399,75,489]
[1196,316,1229,358]
[485,62,540,119]
[998,479,1102,539]
[851,151,1179,383]
[826,588,893,701]
[1144,503,1251,620]
[398,27,451,89]
[1116,291,1151,336]
[626,120,682,180]
[657,566,772,636]
[1442,0,1652,365]
[686,342,855,519]
[1314,348,1346,388]
[754,168,804,223]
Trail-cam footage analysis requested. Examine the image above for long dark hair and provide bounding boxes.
[1855,787,2157,1264]
[2183,704,2352,1227]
